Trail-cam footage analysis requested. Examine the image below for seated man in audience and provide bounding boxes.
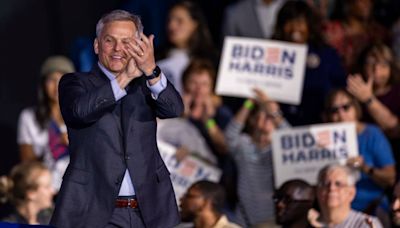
[312,164,383,228]
[179,180,241,228]
[274,179,315,228]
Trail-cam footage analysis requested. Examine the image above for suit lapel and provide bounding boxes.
[121,80,137,143]
[89,65,123,137]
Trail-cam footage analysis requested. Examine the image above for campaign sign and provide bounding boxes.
[215,36,307,105]
[157,141,222,202]
[272,122,358,188]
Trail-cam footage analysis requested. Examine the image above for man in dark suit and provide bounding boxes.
[50,9,183,228]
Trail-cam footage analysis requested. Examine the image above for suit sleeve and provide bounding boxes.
[59,73,116,126]
[151,80,184,119]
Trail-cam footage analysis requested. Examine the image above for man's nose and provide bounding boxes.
[114,41,123,51]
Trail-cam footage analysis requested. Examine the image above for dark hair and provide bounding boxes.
[158,0,215,59]
[277,179,315,201]
[331,0,372,21]
[0,162,48,207]
[243,103,263,135]
[181,58,216,92]
[192,180,225,213]
[273,0,324,46]
[35,56,74,130]
[323,88,362,122]
[35,75,52,130]
[278,179,313,192]
[357,43,400,86]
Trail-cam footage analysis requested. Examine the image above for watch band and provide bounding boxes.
[145,65,161,80]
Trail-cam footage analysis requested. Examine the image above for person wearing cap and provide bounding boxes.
[50,9,183,228]
[17,55,75,192]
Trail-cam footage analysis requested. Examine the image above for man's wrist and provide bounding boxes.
[143,64,157,76]
[243,99,255,110]
[145,65,161,81]
[205,119,217,130]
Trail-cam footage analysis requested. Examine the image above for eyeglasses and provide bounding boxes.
[328,102,353,114]
[273,194,313,205]
[318,180,349,189]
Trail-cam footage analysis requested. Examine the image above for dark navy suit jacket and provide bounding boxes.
[50,65,183,228]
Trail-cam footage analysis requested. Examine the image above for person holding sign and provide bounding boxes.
[224,88,289,227]
[272,1,346,126]
[324,88,395,218]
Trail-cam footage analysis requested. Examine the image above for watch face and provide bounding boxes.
[146,66,161,80]
[153,66,161,76]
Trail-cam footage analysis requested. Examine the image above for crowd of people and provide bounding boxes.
[1,0,400,227]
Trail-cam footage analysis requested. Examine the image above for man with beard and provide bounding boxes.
[274,179,315,228]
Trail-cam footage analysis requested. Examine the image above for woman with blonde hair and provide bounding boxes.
[0,162,54,225]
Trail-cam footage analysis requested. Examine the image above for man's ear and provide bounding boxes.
[199,198,211,212]
[94,38,99,54]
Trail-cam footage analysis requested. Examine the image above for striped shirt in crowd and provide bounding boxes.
[319,210,383,228]
[224,119,290,226]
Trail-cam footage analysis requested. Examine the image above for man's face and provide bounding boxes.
[274,185,314,225]
[179,187,206,222]
[392,183,400,225]
[317,169,355,210]
[94,20,137,74]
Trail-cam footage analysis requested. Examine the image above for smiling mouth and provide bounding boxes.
[111,54,126,61]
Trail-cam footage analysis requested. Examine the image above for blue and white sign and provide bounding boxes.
[216,36,307,104]
[272,122,358,187]
[157,141,222,203]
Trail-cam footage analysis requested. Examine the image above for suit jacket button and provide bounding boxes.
[125,155,130,160]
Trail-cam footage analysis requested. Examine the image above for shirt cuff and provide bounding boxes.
[110,78,127,101]
[146,73,167,100]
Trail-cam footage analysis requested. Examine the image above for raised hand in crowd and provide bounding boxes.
[347,74,374,103]
[181,59,232,155]
[347,44,400,134]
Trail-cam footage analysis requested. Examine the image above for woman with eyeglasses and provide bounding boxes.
[324,88,395,218]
